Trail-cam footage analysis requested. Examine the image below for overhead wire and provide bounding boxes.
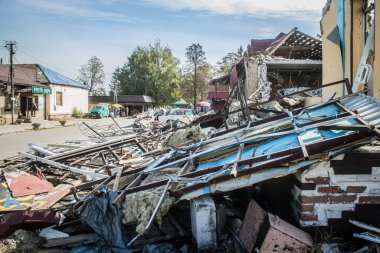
[1,46,9,64]
[17,49,79,78]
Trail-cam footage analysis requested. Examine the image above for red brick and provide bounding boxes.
[300,212,318,221]
[300,195,328,203]
[328,195,357,203]
[358,196,380,203]
[301,204,314,212]
[317,186,342,194]
[346,186,366,193]
[305,177,330,184]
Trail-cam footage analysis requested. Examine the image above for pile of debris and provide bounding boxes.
[0,90,380,252]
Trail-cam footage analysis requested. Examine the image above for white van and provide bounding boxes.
[158,108,194,124]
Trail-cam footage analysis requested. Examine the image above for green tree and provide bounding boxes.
[111,40,180,105]
[180,63,212,103]
[78,56,105,95]
[184,43,207,106]
[214,46,244,77]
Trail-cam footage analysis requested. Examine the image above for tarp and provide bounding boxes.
[77,186,129,249]
[72,237,132,253]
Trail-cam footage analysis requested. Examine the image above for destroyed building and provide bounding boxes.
[244,27,322,104]
[209,28,322,120]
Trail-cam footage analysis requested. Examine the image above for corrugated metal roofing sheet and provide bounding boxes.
[340,94,380,127]
[38,65,88,90]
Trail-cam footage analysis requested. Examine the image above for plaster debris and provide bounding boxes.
[162,125,207,149]
[141,169,178,186]
[0,230,43,253]
[122,186,175,235]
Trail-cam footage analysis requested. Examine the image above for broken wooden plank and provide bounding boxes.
[19,152,108,180]
[112,166,125,190]
[318,125,373,132]
[31,181,81,210]
[231,143,244,177]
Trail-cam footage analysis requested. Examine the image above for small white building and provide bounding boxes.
[0,64,89,121]
[37,65,89,119]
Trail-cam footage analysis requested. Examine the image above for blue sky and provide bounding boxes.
[0,0,326,86]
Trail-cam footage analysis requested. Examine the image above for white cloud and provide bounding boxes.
[143,0,327,21]
[21,0,141,23]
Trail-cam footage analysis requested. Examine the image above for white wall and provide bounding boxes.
[48,85,88,117]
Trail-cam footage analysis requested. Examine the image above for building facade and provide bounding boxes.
[321,0,378,99]
[0,64,88,122]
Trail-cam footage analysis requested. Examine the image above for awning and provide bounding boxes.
[173,99,189,106]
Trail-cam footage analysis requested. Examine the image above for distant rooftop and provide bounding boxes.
[0,64,88,90]
[38,65,88,89]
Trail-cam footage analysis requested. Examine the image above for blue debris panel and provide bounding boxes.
[196,102,362,172]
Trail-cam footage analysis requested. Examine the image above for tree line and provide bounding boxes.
[78,40,243,106]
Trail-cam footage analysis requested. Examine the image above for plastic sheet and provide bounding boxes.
[77,186,129,249]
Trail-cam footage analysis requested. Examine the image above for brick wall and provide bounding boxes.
[292,146,380,228]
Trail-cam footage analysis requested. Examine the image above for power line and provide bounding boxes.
[1,47,9,64]
[17,49,79,78]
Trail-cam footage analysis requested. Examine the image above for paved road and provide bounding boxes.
[0,118,135,160]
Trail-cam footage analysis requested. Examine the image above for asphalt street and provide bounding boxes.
[0,118,134,160]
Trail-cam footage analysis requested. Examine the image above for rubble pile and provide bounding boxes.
[0,91,379,252]
[0,230,43,253]
[162,125,208,149]
[122,186,175,235]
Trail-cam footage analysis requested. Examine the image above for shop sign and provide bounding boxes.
[31,86,52,95]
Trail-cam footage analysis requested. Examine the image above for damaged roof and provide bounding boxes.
[247,27,322,60]
[110,92,380,203]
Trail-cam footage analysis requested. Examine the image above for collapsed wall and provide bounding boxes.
[292,145,380,233]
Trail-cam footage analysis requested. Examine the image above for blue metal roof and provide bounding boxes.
[38,64,89,90]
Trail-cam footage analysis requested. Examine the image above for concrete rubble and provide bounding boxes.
[0,88,379,252]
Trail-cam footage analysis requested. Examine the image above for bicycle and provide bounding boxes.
[0,115,6,126]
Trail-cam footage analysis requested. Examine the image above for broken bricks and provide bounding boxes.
[240,199,313,253]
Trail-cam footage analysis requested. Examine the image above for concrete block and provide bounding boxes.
[190,195,217,251]
[239,199,267,253]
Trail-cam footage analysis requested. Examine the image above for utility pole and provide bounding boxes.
[5,41,16,124]
[114,80,119,104]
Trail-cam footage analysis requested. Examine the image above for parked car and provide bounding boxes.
[90,104,109,118]
[158,108,194,124]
